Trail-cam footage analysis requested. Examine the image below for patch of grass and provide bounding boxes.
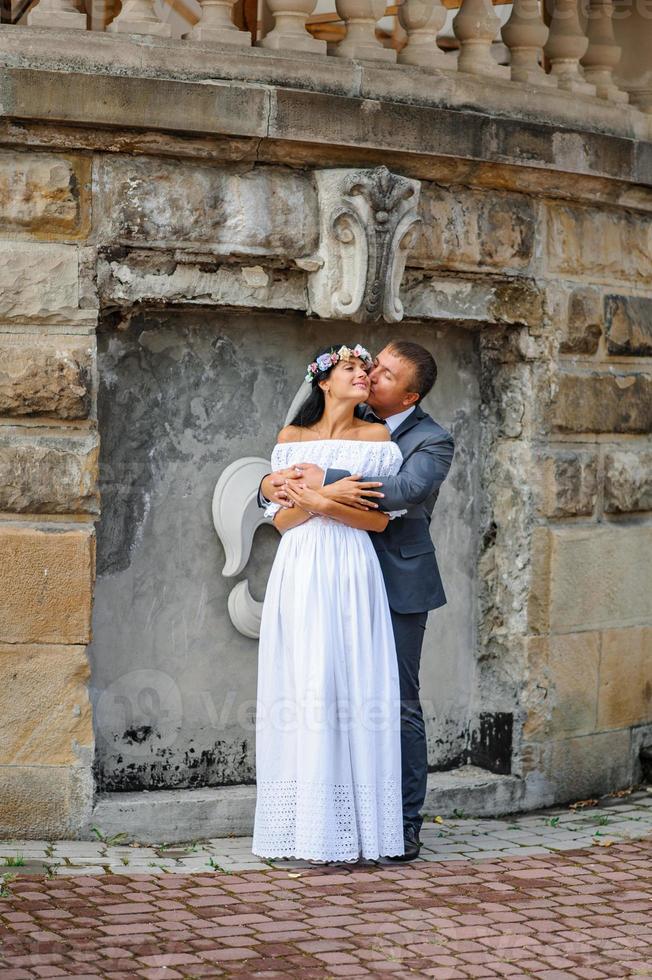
[0,873,17,897]
[90,826,130,846]
[451,808,469,819]
[547,816,560,828]
[207,857,226,872]
[3,855,25,867]
[147,862,171,873]
[120,857,130,866]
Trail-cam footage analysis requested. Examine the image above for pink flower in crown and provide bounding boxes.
[330,351,339,364]
[354,344,370,362]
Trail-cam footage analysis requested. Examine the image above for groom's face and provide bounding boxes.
[365,346,420,418]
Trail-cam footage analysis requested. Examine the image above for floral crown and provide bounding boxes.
[304,344,372,383]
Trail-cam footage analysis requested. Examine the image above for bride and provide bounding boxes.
[251,343,406,864]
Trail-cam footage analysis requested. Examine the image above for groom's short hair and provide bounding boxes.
[387,341,437,403]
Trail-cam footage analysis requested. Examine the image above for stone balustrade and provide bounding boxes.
[7,0,650,119]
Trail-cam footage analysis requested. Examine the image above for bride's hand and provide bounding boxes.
[283,482,327,515]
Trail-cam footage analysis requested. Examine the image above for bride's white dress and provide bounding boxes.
[252,438,407,862]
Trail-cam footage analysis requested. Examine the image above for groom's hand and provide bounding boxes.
[261,466,302,507]
[290,462,325,489]
[321,475,385,510]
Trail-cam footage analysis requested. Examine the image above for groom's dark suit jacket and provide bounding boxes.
[323,404,455,615]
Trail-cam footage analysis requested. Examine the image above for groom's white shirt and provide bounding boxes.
[384,405,416,434]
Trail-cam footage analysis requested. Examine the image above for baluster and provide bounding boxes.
[580,0,628,102]
[627,83,652,115]
[543,0,596,95]
[397,0,449,68]
[334,0,397,62]
[501,0,556,86]
[27,0,86,28]
[453,0,504,77]
[108,0,171,34]
[183,0,251,44]
[259,0,326,53]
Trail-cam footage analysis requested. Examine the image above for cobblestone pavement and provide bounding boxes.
[1,786,651,978]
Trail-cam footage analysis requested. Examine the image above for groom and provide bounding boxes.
[258,341,455,861]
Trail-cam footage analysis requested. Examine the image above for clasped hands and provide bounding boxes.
[261,464,384,514]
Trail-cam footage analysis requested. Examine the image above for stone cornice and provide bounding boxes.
[0,29,650,197]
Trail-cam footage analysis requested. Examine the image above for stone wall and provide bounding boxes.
[0,54,651,836]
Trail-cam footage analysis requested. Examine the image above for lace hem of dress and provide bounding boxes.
[251,777,405,862]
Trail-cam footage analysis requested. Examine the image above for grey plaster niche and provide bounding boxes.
[212,382,310,638]
[304,166,422,323]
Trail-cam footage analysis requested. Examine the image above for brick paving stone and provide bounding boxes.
[1,801,651,978]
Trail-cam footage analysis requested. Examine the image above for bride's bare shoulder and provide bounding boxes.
[276,425,303,443]
[358,422,391,443]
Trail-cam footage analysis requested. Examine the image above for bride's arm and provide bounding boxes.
[284,483,389,533]
[272,503,312,534]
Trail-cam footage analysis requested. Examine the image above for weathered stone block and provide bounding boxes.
[95,157,318,257]
[0,150,90,239]
[0,243,78,320]
[0,645,93,766]
[548,525,652,632]
[98,253,307,311]
[487,279,545,330]
[0,337,92,418]
[604,294,652,355]
[547,203,652,284]
[522,636,551,741]
[560,287,602,354]
[412,185,535,272]
[549,632,600,736]
[527,526,552,635]
[0,764,93,839]
[598,627,652,729]
[0,68,270,142]
[604,450,652,513]
[552,371,652,434]
[402,274,543,328]
[535,449,598,517]
[0,432,99,514]
[0,527,94,644]
[549,728,632,802]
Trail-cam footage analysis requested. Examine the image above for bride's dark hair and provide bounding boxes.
[290,344,361,428]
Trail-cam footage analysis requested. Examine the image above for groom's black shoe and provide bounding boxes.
[385,824,422,862]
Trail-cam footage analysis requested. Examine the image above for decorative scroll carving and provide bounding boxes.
[306,166,421,324]
[212,456,270,638]
[212,386,308,639]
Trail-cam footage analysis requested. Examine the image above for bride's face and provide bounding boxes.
[320,357,371,402]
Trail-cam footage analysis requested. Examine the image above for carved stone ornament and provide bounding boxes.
[212,383,309,639]
[306,166,422,323]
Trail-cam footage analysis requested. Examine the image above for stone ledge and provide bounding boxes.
[87,766,525,843]
[0,63,649,191]
[0,27,649,146]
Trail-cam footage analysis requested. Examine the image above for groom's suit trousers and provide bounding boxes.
[390,607,429,838]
